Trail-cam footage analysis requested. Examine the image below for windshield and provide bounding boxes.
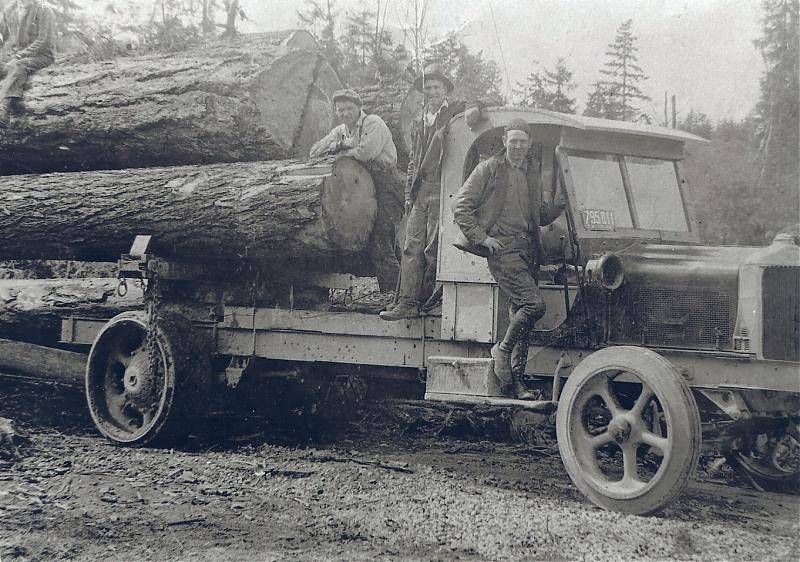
[566,151,688,232]
[626,157,687,230]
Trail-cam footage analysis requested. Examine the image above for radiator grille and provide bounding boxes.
[610,286,734,349]
[762,266,800,361]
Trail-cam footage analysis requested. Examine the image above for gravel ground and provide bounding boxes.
[0,377,798,561]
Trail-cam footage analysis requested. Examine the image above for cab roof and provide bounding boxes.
[480,107,709,144]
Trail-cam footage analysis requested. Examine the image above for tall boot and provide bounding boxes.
[491,311,530,396]
[510,327,537,400]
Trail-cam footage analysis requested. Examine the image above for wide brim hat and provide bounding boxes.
[413,63,454,93]
[331,89,362,106]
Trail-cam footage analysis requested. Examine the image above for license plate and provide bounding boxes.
[582,209,616,231]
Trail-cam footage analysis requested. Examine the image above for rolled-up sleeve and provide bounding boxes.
[310,125,344,157]
[343,115,396,168]
[453,160,492,245]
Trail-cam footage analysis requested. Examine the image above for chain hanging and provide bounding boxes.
[145,272,162,378]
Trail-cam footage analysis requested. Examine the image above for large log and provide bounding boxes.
[0,157,376,265]
[0,31,342,175]
[0,278,143,345]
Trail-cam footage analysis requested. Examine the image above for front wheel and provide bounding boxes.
[85,311,211,446]
[556,346,701,515]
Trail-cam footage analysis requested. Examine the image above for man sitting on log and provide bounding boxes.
[452,118,566,399]
[0,0,55,127]
[310,89,404,295]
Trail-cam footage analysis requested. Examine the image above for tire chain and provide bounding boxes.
[145,272,162,380]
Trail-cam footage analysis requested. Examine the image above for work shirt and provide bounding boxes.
[310,110,397,171]
[423,98,448,129]
[489,157,531,238]
[0,1,55,61]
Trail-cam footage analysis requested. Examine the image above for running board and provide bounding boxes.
[425,356,556,412]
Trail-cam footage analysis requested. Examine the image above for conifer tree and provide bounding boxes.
[584,19,650,121]
[514,58,576,114]
[753,0,799,231]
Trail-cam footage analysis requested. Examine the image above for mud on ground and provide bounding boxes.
[0,376,798,561]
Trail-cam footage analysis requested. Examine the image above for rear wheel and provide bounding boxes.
[85,311,210,446]
[556,346,701,515]
[728,424,800,492]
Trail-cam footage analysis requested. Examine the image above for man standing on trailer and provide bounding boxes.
[381,63,465,320]
[452,118,565,399]
[311,89,404,295]
[0,0,55,127]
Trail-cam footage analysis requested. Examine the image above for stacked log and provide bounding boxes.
[0,157,376,265]
[0,31,342,175]
[0,278,143,345]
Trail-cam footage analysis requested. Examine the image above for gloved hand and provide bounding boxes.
[404,199,413,215]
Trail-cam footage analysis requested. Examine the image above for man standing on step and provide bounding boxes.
[452,118,565,399]
[311,89,403,295]
[380,63,465,321]
[0,0,55,128]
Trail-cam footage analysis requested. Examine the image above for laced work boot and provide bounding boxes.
[379,300,420,321]
[491,313,530,397]
[510,328,537,400]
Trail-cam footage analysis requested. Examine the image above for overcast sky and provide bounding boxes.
[234,0,764,121]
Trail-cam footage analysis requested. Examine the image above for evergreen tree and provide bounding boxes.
[514,58,576,114]
[424,35,504,102]
[680,110,713,139]
[753,0,799,232]
[584,19,650,121]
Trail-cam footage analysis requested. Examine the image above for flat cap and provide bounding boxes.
[504,118,530,135]
[332,89,362,106]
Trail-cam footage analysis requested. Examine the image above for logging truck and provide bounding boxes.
[5,106,799,516]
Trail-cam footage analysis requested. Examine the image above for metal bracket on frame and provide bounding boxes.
[697,388,751,421]
[224,355,253,389]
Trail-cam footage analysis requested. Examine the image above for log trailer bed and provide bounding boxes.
[2,107,798,516]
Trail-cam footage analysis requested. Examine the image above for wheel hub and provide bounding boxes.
[608,417,632,444]
[123,350,159,408]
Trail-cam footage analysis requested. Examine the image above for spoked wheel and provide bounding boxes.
[556,346,701,515]
[85,311,210,446]
[728,424,800,492]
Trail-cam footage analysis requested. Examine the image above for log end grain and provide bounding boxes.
[320,157,376,252]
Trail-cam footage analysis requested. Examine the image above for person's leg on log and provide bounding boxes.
[0,55,53,127]
[487,237,545,399]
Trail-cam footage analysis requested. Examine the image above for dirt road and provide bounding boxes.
[1,377,798,561]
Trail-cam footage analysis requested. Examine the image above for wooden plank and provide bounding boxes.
[424,392,557,412]
[0,338,85,385]
[222,307,441,339]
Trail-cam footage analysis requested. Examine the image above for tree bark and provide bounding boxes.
[0,278,143,345]
[0,157,376,265]
[0,31,341,175]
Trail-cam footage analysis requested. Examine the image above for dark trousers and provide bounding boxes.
[398,179,440,307]
[366,165,404,292]
[487,235,547,348]
[0,54,53,99]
